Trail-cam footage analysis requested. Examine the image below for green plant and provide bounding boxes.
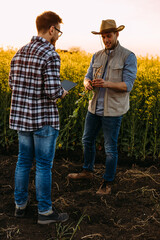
[52,211,89,240]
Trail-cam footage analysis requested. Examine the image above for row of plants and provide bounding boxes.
[0,48,160,160]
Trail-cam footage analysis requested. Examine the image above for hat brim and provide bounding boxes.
[91,25,125,35]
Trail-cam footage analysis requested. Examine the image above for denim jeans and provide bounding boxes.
[14,125,59,214]
[82,111,122,181]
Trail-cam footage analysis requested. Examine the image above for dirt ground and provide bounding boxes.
[0,149,160,240]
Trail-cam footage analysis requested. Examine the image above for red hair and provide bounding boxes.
[36,11,62,33]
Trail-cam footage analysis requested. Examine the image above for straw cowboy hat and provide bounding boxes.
[92,19,125,34]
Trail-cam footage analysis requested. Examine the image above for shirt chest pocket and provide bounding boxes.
[92,63,103,79]
[109,64,123,81]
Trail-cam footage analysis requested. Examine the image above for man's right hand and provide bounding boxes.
[84,78,93,91]
[61,89,68,99]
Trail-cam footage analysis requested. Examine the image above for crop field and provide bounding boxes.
[0,48,160,159]
[0,48,160,239]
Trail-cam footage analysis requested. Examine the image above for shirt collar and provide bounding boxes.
[105,41,120,55]
[31,36,55,50]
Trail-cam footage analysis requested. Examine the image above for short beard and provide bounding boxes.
[109,41,118,50]
[50,37,55,46]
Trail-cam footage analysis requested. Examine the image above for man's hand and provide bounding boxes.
[61,89,68,99]
[84,78,93,91]
[92,79,127,92]
[92,78,107,88]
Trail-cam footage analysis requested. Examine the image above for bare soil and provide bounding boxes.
[0,149,160,240]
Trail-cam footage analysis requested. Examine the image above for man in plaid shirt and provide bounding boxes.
[9,11,69,224]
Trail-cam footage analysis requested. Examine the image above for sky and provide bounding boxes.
[1,0,160,57]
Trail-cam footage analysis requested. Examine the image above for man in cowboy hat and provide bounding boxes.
[68,19,137,195]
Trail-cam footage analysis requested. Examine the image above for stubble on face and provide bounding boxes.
[102,32,118,50]
[50,24,61,46]
[50,37,55,46]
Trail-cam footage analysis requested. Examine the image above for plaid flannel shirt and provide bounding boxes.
[9,36,64,131]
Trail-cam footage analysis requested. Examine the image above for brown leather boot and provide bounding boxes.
[96,180,112,195]
[67,169,93,180]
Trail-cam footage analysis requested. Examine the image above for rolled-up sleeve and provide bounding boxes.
[123,53,137,92]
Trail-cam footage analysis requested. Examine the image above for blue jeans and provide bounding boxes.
[14,125,59,214]
[82,111,122,181]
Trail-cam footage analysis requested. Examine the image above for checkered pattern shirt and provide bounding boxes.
[9,36,64,131]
